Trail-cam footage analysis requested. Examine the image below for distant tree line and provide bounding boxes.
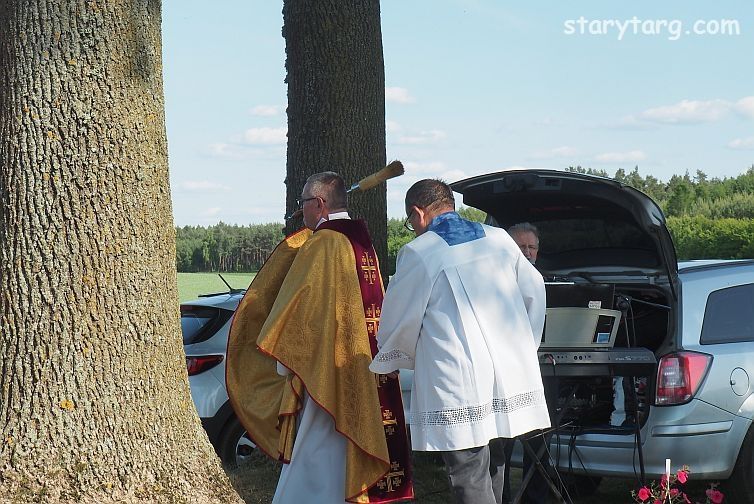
[176,222,283,272]
[566,165,754,220]
[566,165,754,260]
[176,167,754,273]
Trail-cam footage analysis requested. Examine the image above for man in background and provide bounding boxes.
[371,179,549,504]
[505,221,555,503]
[507,222,539,265]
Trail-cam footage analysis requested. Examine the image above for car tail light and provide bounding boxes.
[186,355,224,376]
[655,351,712,405]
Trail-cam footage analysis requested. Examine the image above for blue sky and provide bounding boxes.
[162,1,753,226]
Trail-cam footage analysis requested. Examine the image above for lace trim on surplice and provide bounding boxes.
[410,389,547,427]
[374,349,414,363]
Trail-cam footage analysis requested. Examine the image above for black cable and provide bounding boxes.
[623,297,647,487]
[541,429,575,504]
[617,294,633,347]
[627,374,646,486]
[547,358,571,503]
[565,429,601,499]
[623,311,632,348]
[628,304,636,346]
[567,430,576,487]
[626,301,646,485]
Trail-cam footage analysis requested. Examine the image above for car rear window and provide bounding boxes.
[535,218,653,254]
[700,283,754,344]
[181,305,233,345]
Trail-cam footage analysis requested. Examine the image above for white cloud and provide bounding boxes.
[638,99,731,124]
[386,120,402,133]
[207,142,233,157]
[181,180,232,192]
[397,129,447,145]
[530,146,578,159]
[734,97,754,118]
[205,142,274,161]
[595,150,647,163]
[206,142,247,160]
[728,136,754,150]
[394,161,471,186]
[615,96,754,128]
[250,105,282,117]
[243,126,287,145]
[385,86,415,104]
[403,161,447,174]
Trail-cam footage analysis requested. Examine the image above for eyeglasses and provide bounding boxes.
[296,196,320,209]
[404,209,415,232]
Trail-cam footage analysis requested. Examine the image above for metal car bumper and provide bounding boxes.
[545,399,750,480]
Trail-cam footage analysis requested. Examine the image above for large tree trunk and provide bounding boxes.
[0,2,240,502]
[283,0,388,269]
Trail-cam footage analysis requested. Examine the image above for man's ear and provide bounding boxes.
[316,197,329,218]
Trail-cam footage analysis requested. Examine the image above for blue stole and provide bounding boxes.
[427,211,485,246]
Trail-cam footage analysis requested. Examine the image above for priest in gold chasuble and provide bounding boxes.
[226,172,413,504]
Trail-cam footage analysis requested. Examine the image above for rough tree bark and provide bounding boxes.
[282,0,388,269]
[0,2,241,502]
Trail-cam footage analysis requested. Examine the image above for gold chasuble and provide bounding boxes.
[226,220,413,503]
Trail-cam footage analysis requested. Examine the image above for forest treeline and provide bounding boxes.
[177,166,754,274]
[176,222,283,272]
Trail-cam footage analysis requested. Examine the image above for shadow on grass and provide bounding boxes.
[224,450,660,503]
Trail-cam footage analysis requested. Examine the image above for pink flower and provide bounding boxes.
[653,499,662,504]
[676,470,688,484]
[706,489,724,504]
[670,488,679,497]
[660,475,668,488]
[637,487,651,501]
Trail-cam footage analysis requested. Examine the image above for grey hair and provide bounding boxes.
[507,222,539,242]
[305,171,347,211]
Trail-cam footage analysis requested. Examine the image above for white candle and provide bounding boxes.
[666,458,671,482]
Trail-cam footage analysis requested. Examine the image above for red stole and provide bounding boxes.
[317,219,414,503]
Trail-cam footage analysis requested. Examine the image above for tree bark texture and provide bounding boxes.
[283,0,388,270]
[0,2,241,502]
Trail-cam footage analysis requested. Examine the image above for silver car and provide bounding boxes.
[452,170,754,501]
[182,289,256,467]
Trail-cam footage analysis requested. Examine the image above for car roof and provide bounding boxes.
[181,291,244,311]
[678,259,754,274]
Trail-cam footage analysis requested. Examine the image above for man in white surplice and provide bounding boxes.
[370,179,550,504]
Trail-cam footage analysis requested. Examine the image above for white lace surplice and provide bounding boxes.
[370,225,550,451]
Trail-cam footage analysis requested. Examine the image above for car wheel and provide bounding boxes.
[218,416,256,468]
[727,425,754,503]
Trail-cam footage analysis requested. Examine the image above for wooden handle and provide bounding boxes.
[355,160,404,192]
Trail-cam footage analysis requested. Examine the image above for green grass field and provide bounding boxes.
[177,272,256,302]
